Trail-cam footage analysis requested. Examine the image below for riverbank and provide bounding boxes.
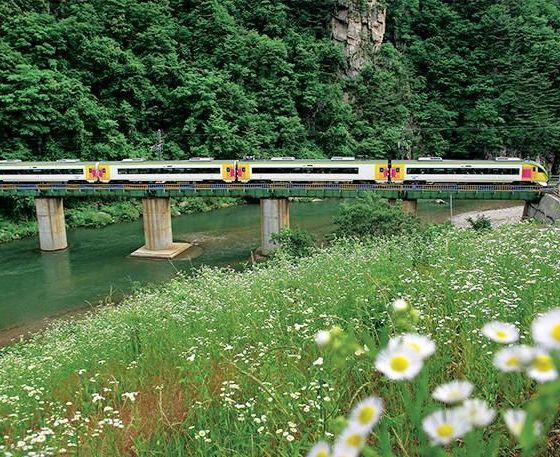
[1,224,559,455]
[0,199,529,336]
[0,196,243,243]
[451,204,525,228]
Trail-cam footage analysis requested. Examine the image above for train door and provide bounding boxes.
[521,165,533,183]
[222,163,236,183]
[86,164,97,183]
[391,163,405,183]
[98,164,110,183]
[375,164,389,182]
[236,163,250,183]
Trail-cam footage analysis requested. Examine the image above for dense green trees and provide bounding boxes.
[0,0,558,171]
[386,0,560,168]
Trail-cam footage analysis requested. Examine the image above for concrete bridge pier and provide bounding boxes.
[131,198,191,259]
[35,197,68,251]
[402,199,418,216]
[260,198,290,255]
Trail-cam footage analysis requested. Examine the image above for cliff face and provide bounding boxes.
[331,0,386,76]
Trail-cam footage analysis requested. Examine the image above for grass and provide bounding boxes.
[0,223,559,455]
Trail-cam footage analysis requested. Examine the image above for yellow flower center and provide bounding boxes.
[345,434,363,448]
[551,324,560,342]
[495,330,507,340]
[390,355,410,372]
[407,342,421,353]
[358,406,376,425]
[506,356,520,367]
[317,451,329,457]
[436,423,454,438]
[513,423,523,436]
[534,354,553,372]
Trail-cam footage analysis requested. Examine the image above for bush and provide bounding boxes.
[271,227,316,257]
[333,193,418,238]
[467,215,492,231]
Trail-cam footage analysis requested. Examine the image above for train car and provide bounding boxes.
[0,159,91,183]
[237,157,390,183]
[392,158,548,186]
[103,158,237,183]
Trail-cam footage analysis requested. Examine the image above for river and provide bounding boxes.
[0,199,521,335]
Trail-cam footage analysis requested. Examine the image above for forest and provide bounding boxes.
[0,0,559,171]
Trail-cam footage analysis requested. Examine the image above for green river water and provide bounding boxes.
[0,199,521,333]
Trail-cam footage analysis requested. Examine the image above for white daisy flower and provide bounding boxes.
[334,423,367,453]
[532,309,560,349]
[375,345,423,380]
[315,330,331,347]
[461,399,496,427]
[392,298,409,312]
[331,444,359,457]
[307,441,330,457]
[503,409,542,438]
[481,321,520,344]
[349,396,384,432]
[527,349,558,383]
[422,408,472,445]
[389,333,436,359]
[432,380,474,404]
[493,345,534,372]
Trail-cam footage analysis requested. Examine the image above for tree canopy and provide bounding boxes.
[0,0,558,171]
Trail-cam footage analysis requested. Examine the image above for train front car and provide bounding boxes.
[104,158,234,183]
[0,159,90,183]
[522,161,548,186]
[395,158,548,186]
[241,157,389,184]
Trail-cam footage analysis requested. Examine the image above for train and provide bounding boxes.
[0,157,549,186]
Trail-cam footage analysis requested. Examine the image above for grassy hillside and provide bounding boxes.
[0,223,559,455]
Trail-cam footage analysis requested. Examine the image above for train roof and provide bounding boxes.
[0,158,547,168]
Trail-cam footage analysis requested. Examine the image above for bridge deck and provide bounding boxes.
[0,183,554,201]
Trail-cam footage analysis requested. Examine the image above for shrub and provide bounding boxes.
[333,193,418,238]
[271,227,315,257]
[467,215,492,231]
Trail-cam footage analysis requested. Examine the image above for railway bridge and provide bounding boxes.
[1,182,559,257]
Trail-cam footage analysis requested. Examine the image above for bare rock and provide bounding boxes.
[331,0,386,76]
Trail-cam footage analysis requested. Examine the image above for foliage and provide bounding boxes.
[386,0,560,170]
[467,214,492,231]
[2,0,560,226]
[271,227,315,257]
[0,0,557,170]
[0,224,559,454]
[333,193,418,238]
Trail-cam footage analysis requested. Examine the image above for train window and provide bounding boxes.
[380,167,384,172]
[0,168,82,175]
[396,168,400,172]
[226,167,231,172]
[533,167,536,172]
[251,167,359,174]
[117,167,220,174]
[242,168,246,172]
[407,167,519,175]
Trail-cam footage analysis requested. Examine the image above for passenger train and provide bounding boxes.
[0,157,549,185]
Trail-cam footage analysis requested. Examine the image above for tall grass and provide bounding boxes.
[0,223,559,455]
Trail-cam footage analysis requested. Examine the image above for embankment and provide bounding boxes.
[0,224,559,455]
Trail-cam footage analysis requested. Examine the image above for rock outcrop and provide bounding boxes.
[331,0,386,76]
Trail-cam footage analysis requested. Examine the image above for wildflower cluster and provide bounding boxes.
[0,224,558,455]
[309,300,560,455]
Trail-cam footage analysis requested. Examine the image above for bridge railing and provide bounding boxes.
[0,182,552,192]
